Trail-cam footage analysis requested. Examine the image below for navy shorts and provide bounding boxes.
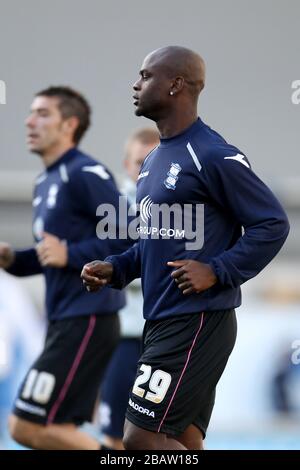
[126,310,237,438]
[13,314,119,425]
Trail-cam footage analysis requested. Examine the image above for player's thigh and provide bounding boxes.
[173,424,204,450]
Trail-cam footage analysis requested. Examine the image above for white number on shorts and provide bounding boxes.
[21,369,56,404]
[132,364,171,404]
[132,364,152,398]
[145,369,172,404]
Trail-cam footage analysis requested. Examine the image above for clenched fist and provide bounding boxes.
[81,261,114,292]
[36,232,67,267]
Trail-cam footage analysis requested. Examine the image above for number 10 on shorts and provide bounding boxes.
[21,369,56,404]
[132,364,171,404]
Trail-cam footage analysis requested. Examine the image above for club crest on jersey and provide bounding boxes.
[164,163,182,190]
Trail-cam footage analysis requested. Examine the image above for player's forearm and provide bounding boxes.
[68,237,133,271]
[210,214,290,288]
[105,242,141,289]
[7,248,42,276]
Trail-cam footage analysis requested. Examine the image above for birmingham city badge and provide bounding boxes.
[164,163,182,190]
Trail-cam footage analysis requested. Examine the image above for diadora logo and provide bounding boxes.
[128,398,155,418]
[138,170,149,180]
[139,195,153,223]
[82,165,110,180]
[164,162,182,190]
[224,153,250,169]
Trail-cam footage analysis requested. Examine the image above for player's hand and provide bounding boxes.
[81,261,114,292]
[36,232,67,267]
[0,242,15,269]
[167,259,217,295]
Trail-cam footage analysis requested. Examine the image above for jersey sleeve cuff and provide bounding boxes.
[104,255,124,289]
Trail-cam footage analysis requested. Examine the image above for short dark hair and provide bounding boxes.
[125,127,160,158]
[35,86,91,145]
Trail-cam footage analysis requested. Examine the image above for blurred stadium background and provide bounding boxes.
[0,0,299,449]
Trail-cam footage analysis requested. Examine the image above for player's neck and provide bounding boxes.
[156,108,198,139]
[41,143,75,168]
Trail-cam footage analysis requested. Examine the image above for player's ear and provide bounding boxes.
[170,76,184,96]
[63,116,79,140]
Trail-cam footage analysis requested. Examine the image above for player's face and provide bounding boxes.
[133,55,171,121]
[25,96,68,155]
[125,140,158,182]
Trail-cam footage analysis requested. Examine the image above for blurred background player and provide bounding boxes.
[0,86,132,449]
[99,128,159,450]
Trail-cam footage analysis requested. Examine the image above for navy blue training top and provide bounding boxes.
[106,118,289,320]
[8,148,132,321]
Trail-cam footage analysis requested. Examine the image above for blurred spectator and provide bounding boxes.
[0,270,44,448]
